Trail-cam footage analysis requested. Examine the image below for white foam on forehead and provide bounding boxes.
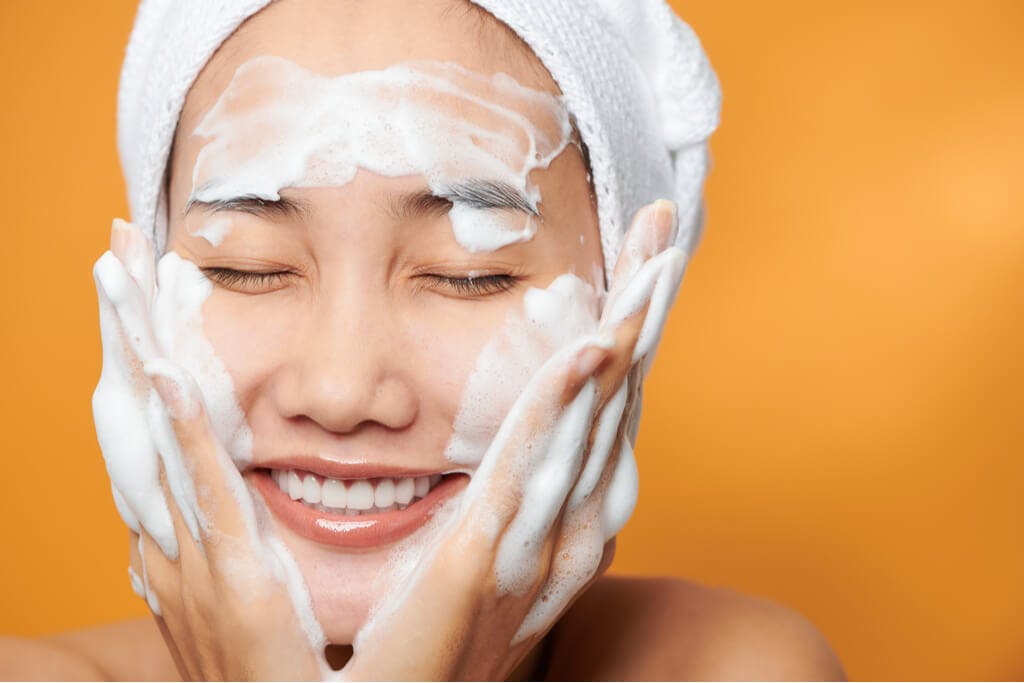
[190,56,572,253]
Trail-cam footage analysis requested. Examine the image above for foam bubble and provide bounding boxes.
[191,57,571,255]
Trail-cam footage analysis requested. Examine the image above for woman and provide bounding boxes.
[3,0,844,679]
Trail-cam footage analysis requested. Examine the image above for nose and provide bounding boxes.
[269,288,418,434]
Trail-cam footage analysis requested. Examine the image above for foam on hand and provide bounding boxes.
[92,225,332,677]
[441,237,688,644]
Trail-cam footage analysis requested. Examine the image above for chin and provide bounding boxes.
[270,521,401,645]
[255,482,467,645]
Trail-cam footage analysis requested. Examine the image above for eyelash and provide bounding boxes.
[419,273,518,297]
[201,268,518,297]
[201,267,291,291]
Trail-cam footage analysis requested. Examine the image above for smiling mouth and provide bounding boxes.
[270,469,443,515]
[251,467,468,548]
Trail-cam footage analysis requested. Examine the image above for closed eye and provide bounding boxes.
[420,273,518,297]
[201,267,292,292]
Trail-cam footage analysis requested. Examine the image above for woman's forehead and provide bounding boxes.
[177,0,558,143]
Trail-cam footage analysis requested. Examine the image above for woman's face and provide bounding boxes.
[166,0,602,644]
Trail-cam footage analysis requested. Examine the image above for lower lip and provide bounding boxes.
[251,470,467,548]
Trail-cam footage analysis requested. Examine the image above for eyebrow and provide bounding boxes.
[391,180,539,221]
[184,193,311,219]
[184,179,538,222]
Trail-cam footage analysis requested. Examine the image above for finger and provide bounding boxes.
[592,200,684,399]
[127,530,147,602]
[93,255,178,559]
[136,530,198,681]
[144,357,255,546]
[601,198,689,369]
[596,366,643,540]
[518,404,635,644]
[136,531,172,617]
[522,374,642,642]
[568,382,629,510]
[146,381,205,548]
[632,247,687,367]
[586,244,683,414]
[109,217,156,304]
[152,614,192,682]
[601,246,686,355]
[513,465,608,644]
[461,332,611,537]
[93,250,163,363]
[605,199,678,313]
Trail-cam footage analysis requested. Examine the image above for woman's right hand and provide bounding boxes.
[94,220,328,681]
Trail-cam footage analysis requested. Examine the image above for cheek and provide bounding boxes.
[444,276,602,467]
[198,291,300,412]
[198,287,519,446]
[400,300,518,438]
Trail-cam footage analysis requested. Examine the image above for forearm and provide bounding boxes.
[1,618,178,682]
[0,636,106,681]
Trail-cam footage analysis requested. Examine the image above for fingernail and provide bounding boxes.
[572,341,611,381]
[653,199,679,250]
[144,359,198,420]
[110,218,131,259]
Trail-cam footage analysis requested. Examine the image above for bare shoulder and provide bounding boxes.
[546,575,846,681]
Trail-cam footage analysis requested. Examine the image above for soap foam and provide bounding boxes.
[95,51,687,674]
[150,254,253,466]
[190,216,233,247]
[93,238,332,678]
[441,245,688,645]
[93,251,179,559]
[191,57,571,254]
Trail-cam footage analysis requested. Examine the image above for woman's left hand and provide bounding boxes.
[343,200,685,681]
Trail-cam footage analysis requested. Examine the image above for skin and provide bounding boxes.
[0,0,847,679]
[165,0,605,650]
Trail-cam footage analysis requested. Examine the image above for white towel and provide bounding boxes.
[117,0,721,278]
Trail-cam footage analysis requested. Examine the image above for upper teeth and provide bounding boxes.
[272,470,443,515]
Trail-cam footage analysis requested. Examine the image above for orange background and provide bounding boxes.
[1,1,1022,680]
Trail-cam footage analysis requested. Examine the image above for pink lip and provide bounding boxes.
[250,468,468,548]
[257,454,452,481]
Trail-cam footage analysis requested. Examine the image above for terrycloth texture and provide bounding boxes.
[117,0,721,276]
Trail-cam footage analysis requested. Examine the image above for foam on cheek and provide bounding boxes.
[442,274,618,639]
[92,249,251,548]
[190,57,570,253]
[151,253,253,465]
[444,275,602,467]
[442,244,687,645]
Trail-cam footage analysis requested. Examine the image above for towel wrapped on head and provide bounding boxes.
[117,0,721,278]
